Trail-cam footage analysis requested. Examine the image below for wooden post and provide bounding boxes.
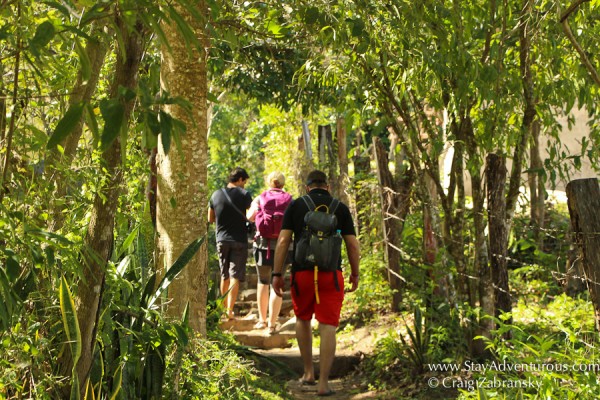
[566,178,600,333]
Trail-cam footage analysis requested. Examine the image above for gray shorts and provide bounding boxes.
[217,241,247,282]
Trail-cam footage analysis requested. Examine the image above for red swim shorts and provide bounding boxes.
[291,270,345,326]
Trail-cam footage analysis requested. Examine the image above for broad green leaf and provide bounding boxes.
[266,20,283,37]
[47,102,85,149]
[117,226,139,259]
[116,256,131,278]
[29,21,56,57]
[60,276,81,367]
[147,236,205,309]
[100,99,125,151]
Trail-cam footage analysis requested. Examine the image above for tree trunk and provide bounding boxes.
[528,119,545,248]
[486,154,512,324]
[63,17,146,396]
[48,28,109,232]
[157,0,209,334]
[335,117,350,205]
[318,124,340,198]
[351,132,370,236]
[566,178,600,333]
[373,136,412,311]
[295,120,314,193]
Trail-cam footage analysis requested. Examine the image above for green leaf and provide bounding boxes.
[350,18,365,38]
[145,111,161,136]
[159,111,172,153]
[100,99,125,151]
[147,236,205,309]
[70,373,80,400]
[74,37,91,81]
[25,227,74,245]
[6,256,19,281]
[84,103,99,142]
[173,323,189,347]
[29,21,56,57]
[47,102,85,149]
[59,276,81,367]
[108,364,122,400]
[207,92,220,103]
[117,225,139,259]
[81,3,110,25]
[141,273,157,309]
[304,7,320,24]
[116,256,131,278]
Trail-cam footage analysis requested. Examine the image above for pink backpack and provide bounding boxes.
[255,189,292,258]
[255,189,292,240]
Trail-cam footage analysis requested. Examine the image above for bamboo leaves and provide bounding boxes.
[59,276,82,399]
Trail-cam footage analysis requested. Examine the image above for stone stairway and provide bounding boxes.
[218,261,297,349]
[218,256,364,398]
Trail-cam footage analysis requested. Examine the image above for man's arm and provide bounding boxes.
[208,207,216,224]
[247,197,259,222]
[272,229,293,297]
[343,234,360,292]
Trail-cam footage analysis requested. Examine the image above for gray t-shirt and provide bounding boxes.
[210,187,253,243]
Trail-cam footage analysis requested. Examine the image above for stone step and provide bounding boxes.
[219,316,295,332]
[254,348,361,378]
[233,330,296,349]
[233,299,294,317]
[220,316,298,350]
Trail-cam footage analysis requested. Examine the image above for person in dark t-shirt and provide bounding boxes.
[209,167,253,320]
[272,170,360,396]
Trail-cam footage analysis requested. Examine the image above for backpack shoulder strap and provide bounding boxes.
[328,198,340,215]
[300,195,316,211]
[221,188,249,221]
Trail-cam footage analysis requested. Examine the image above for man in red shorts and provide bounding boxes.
[272,170,360,397]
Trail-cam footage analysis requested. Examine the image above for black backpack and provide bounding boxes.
[294,195,343,272]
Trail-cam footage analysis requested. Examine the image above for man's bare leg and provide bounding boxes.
[296,318,315,382]
[226,278,240,318]
[317,323,336,395]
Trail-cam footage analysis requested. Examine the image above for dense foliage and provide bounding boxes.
[1,0,600,398]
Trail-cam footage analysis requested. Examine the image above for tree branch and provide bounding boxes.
[561,18,600,86]
[560,0,591,23]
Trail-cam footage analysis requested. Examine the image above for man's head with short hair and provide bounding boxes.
[306,170,328,189]
[228,167,250,183]
[267,171,285,189]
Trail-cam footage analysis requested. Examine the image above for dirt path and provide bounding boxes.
[223,313,393,399]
